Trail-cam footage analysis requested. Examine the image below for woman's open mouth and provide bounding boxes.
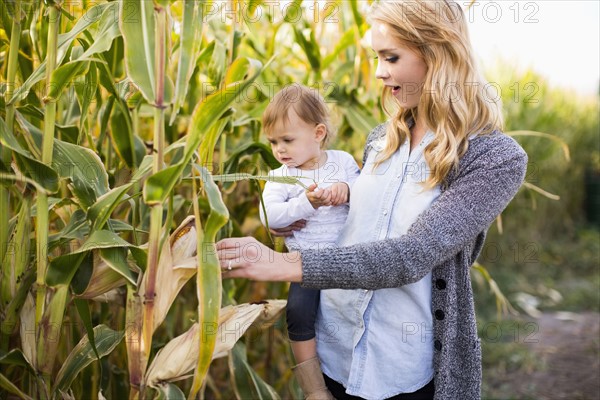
[391,86,401,96]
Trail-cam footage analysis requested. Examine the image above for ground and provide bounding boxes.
[483,312,600,400]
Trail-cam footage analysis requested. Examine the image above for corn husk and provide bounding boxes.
[139,216,198,333]
[145,300,286,387]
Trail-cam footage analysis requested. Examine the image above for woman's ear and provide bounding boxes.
[314,123,327,143]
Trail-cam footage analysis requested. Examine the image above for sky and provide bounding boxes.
[466,0,600,96]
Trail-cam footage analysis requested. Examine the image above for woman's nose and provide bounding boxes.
[375,61,388,80]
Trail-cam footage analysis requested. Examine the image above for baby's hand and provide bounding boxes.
[329,182,350,206]
[306,184,332,209]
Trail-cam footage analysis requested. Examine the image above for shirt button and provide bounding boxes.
[383,210,388,216]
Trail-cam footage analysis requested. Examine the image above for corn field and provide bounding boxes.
[0,0,572,399]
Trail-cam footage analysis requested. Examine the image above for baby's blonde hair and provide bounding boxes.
[369,0,504,188]
[262,84,335,148]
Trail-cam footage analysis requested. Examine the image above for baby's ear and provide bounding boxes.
[314,123,327,143]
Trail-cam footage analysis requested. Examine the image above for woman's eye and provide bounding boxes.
[284,139,294,143]
[385,56,398,63]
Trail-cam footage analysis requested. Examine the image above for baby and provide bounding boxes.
[260,84,360,399]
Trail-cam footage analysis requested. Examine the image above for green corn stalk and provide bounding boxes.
[126,284,144,400]
[0,0,22,276]
[141,4,168,392]
[34,0,61,359]
[120,0,173,393]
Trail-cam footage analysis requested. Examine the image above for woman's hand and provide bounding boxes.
[269,219,306,237]
[216,237,303,282]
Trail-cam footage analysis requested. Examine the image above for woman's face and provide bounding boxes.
[371,22,428,109]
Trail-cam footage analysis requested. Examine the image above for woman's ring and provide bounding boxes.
[227,260,232,271]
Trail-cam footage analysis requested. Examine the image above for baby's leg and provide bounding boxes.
[286,282,320,363]
[287,283,333,400]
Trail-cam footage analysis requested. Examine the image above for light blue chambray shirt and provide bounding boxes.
[315,130,440,399]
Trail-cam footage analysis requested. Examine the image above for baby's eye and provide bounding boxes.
[284,139,294,143]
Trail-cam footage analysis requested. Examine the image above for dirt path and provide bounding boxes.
[492,312,600,399]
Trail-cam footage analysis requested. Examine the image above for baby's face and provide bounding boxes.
[266,109,325,170]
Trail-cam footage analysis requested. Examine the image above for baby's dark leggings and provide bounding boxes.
[286,282,320,341]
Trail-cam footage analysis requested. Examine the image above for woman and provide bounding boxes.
[217,1,528,399]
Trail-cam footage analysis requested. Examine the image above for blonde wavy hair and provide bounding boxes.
[368,0,503,188]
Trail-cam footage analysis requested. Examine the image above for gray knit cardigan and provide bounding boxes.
[300,123,528,400]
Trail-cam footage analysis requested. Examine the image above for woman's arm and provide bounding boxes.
[217,133,527,289]
[300,133,528,290]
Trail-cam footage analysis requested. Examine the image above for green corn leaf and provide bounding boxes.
[228,342,281,400]
[209,172,310,189]
[0,268,35,338]
[196,40,215,67]
[207,41,227,86]
[195,57,257,164]
[109,98,144,169]
[292,24,321,72]
[46,60,90,101]
[283,0,303,23]
[87,186,132,231]
[0,117,60,193]
[0,349,36,374]
[37,286,70,377]
[0,172,54,194]
[188,166,229,397]
[99,247,136,286]
[47,230,135,287]
[0,372,33,400]
[119,0,155,102]
[7,2,117,105]
[144,57,271,205]
[52,325,124,395]
[322,28,356,70]
[0,196,31,309]
[198,118,229,168]
[48,209,89,249]
[170,0,202,125]
[79,6,122,60]
[120,0,174,105]
[75,64,98,133]
[156,383,186,400]
[15,113,110,208]
[349,0,365,29]
[87,155,152,231]
[73,299,100,360]
[345,103,379,136]
[222,142,280,174]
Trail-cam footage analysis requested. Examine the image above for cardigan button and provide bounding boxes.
[434,340,442,351]
[435,279,446,290]
[435,310,445,320]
